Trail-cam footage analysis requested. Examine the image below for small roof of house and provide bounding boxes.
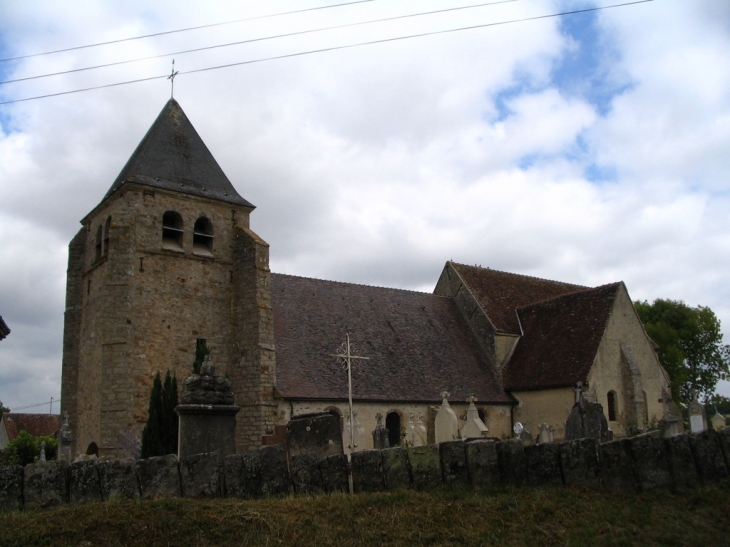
[1,413,62,441]
[450,263,586,334]
[504,283,621,390]
[0,316,9,341]
[272,273,512,404]
[102,99,253,208]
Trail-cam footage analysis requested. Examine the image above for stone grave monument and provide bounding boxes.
[565,382,610,443]
[460,395,489,440]
[435,391,460,443]
[710,409,726,431]
[537,423,554,444]
[688,395,707,434]
[176,356,240,458]
[658,388,684,437]
[58,412,74,461]
[287,411,344,458]
[372,413,389,449]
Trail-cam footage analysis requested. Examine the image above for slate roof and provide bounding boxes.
[1,413,62,441]
[272,273,512,404]
[103,99,254,208]
[503,283,621,390]
[450,263,586,334]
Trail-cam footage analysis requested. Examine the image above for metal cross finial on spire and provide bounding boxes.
[329,332,369,450]
[168,59,179,99]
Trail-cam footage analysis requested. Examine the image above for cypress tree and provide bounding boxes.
[140,372,163,459]
[140,370,178,458]
[161,371,179,455]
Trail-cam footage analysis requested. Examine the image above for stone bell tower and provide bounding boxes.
[61,99,277,457]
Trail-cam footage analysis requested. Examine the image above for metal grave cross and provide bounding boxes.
[168,59,179,99]
[329,332,369,449]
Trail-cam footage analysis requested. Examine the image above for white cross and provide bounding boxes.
[330,332,369,449]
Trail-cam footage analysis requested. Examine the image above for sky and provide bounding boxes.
[1,0,729,413]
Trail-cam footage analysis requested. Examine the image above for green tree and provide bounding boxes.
[140,371,178,458]
[635,299,730,404]
[0,400,9,419]
[4,430,58,466]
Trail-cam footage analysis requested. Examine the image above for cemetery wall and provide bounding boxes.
[2,428,729,510]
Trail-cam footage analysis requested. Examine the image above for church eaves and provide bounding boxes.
[102,99,254,208]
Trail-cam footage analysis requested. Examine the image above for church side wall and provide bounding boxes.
[588,285,669,437]
[511,387,574,440]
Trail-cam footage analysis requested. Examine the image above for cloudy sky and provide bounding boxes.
[1,0,729,412]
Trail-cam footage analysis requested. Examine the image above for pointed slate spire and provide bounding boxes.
[104,99,254,208]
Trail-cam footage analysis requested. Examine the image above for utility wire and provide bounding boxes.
[7,398,61,412]
[1,0,517,85]
[0,0,377,63]
[0,0,655,106]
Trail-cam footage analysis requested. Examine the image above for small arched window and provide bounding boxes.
[162,211,184,250]
[103,216,111,257]
[193,216,214,255]
[607,391,617,422]
[95,225,102,261]
[386,411,401,447]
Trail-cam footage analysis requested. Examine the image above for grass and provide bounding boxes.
[2,484,730,547]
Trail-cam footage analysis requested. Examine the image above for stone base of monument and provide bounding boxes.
[176,404,240,459]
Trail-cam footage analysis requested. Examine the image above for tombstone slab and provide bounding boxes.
[319,453,350,494]
[408,445,441,491]
[440,440,469,490]
[559,438,601,490]
[99,458,140,500]
[688,430,729,485]
[290,452,323,495]
[599,438,637,494]
[287,412,344,459]
[242,444,289,498]
[465,440,500,488]
[23,460,69,509]
[382,446,411,491]
[496,439,527,487]
[628,432,672,492]
[351,450,386,493]
[525,443,562,489]
[664,433,700,493]
[68,459,102,504]
[180,452,221,498]
[222,454,246,498]
[137,454,181,499]
[0,465,23,511]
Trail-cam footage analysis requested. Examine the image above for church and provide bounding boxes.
[61,99,671,458]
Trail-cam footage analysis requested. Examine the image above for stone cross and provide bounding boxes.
[574,382,583,404]
[330,333,370,449]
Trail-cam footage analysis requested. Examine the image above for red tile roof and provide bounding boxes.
[451,263,586,334]
[503,283,621,390]
[272,273,512,404]
[2,413,62,441]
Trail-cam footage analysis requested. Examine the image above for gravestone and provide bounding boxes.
[372,413,389,450]
[710,409,726,431]
[415,414,428,446]
[137,454,181,499]
[565,399,609,443]
[287,412,343,459]
[465,440,500,488]
[382,446,411,490]
[344,410,366,450]
[658,388,685,437]
[435,391,460,443]
[58,412,74,461]
[176,357,240,459]
[537,424,554,444]
[689,396,707,434]
[461,396,489,440]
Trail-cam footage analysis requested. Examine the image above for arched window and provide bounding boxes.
[386,411,401,447]
[607,391,617,422]
[95,225,102,261]
[162,211,184,250]
[103,216,111,257]
[193,216,214,255]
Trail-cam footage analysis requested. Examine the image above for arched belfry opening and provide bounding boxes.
[193,216,214,255]
[162,211,184,250]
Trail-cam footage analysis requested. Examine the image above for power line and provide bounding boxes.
[7,398,61,412]
[0,0,655,107]
[1,0,517,86]
[0,0,377,64]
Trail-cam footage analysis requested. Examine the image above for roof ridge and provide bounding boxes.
[271,271,446,297]
[449,261,587,289]
[516,281,622,311]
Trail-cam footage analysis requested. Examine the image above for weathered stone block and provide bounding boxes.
[525,443,562,488]
[137,454,181,499]
[688,430,729,485]
[351,449,385,493]
[599,438,637,494]
[68,459,102,504]
[222,454,246,498]
[290,452,323,495]
[496,439,526,487]
[99,458,140,500]
[24,460,69,509]
[382,446,410,491]
[716,427,730,469]
[559,438,601,490]
[319,453,350,493]
[440,440,469,490]
[665,434,700,493]
[0,465,24,511]
[180,453,221,498]
[465,440,500,488]
[408,445,441,491]
[627,432,672,492]
[242,444,289,498]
